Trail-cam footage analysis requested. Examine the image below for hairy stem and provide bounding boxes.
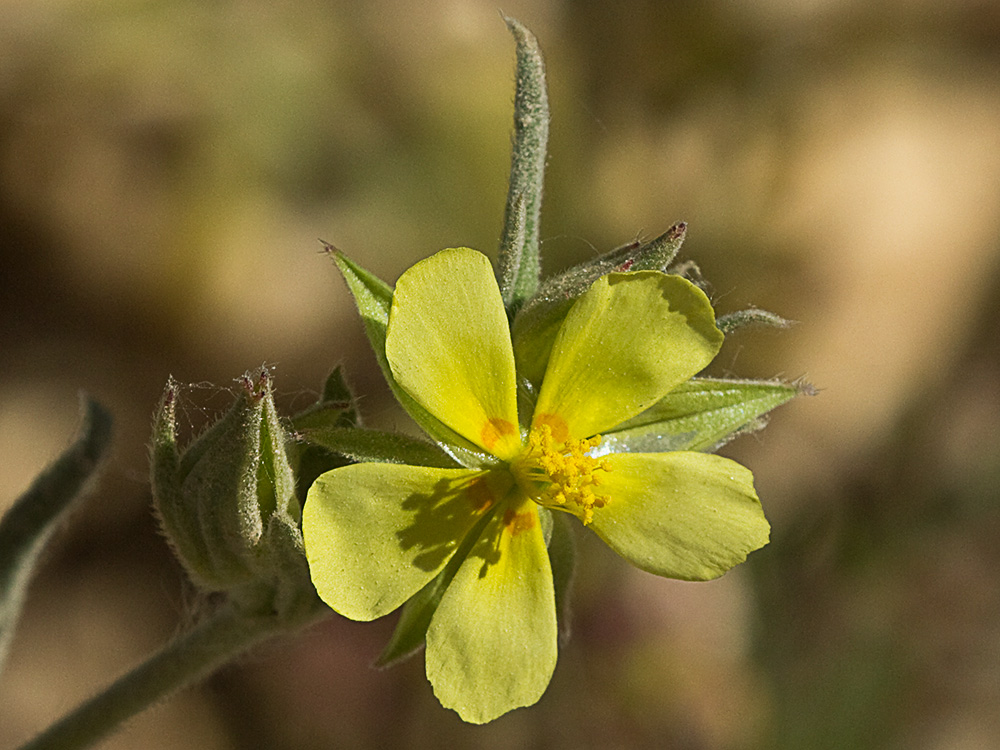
[19,605,321,750]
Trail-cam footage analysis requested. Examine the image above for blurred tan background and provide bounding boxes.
[2,0,999,748]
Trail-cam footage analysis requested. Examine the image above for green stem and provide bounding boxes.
[19,605,320,750]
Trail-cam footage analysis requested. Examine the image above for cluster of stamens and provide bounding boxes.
[516,424,612,525]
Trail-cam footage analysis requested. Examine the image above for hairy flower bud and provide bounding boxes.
[151,369,312,614]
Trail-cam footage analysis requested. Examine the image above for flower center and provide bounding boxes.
[512,424,612,525]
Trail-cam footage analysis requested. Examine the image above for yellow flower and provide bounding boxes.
[303,248,769,723]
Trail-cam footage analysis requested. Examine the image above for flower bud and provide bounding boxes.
[151,369,309,611]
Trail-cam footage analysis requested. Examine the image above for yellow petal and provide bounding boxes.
[303,463,510,621]
[425,498,557,723]
[386,248,522,460]
[588,452,769,580]
[532,271,723,440]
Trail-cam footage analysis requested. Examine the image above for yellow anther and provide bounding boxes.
[513,424,613,525]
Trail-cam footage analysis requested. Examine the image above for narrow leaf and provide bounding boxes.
[600,377,806,454]
[288,367,362,504]
[374,502,499,668]
[497,192,527,309]
[497,17,549,310]
[291,365,359,429]
[301,426,460,469]
[327,246,498,469]
[0,396,112,674]
[717,307,794,334]
[547,511,576,643]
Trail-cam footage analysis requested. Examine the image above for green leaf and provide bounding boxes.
[716,307,793,335]
[303,464,510,621]
[328,248,498,469]
[497,17,549,310]
[0,396,112,675]
[288,366,359,507]
[547,511,576,643]
[601,377,805,454]
[512,297,574,387]
[532,271,724,441]
[300,426,459,468]
[375,506,496,668]
[512,223,688,386]
[425,501,557,724]
[386,248,521,461]
[589,452,769,580]
[319,364,356,409]
[291,365,359,431]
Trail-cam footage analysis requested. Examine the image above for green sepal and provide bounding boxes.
[184,378,271,585]
[255,379,298,526]
[374,570,446,668]
[151,379,218,589]
[288,366,358,507]
[601,377,806,455]
[249,511,321,619]
[547,511,576,643]
[319,364,357,411]
[328,248,499,469]
[299,426,460,469]
[717,307,793,335]
[375,506,497,668]
[512,223,688,386]
[289,440,352,511]
[497,16,549,310]
[0,396,112,676]
[511,297,573,388]
[629,223,688,270]
[291,365,359,430]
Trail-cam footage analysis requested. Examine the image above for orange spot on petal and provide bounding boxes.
[502,507,537,536]
[481,417,516,452]
[465,475,495,512]
[531,413,569,444]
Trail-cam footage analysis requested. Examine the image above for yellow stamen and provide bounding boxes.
[513,424,613,525]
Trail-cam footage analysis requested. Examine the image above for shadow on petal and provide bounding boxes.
[397,471,512,572]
